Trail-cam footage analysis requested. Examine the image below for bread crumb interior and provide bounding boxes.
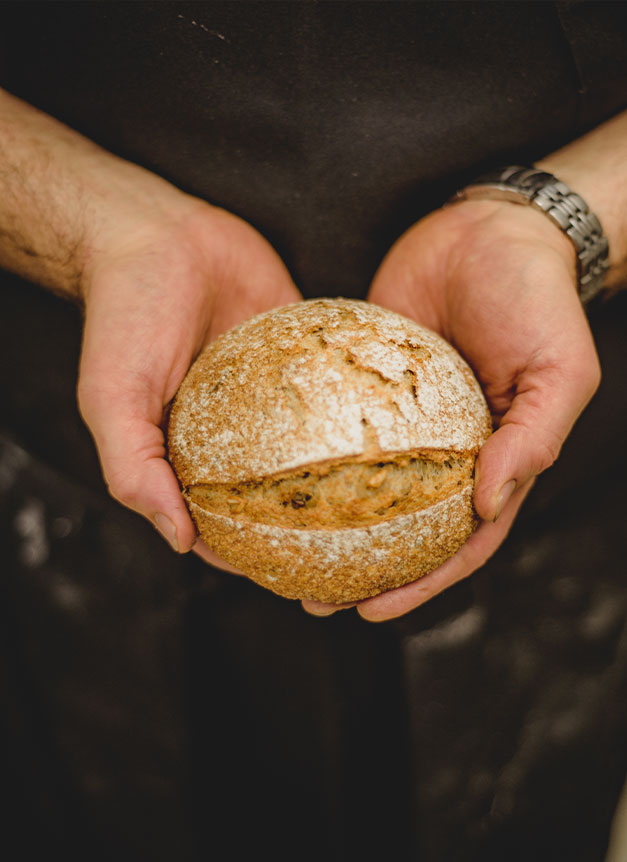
[187,451,473,529]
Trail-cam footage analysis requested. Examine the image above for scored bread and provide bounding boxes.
[168,298,492,602]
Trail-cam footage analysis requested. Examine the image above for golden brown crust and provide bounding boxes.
[167,298,492,602]
[168,298,492,486]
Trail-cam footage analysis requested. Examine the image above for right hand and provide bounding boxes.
[77,195,301,564]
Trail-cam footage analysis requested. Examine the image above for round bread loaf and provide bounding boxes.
[168,298,492,603]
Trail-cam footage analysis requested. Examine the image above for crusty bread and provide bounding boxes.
[167,298,492,602]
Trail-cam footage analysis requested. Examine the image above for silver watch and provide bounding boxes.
[451,166,609,304]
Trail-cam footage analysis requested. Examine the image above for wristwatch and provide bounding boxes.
[451,166,610,304]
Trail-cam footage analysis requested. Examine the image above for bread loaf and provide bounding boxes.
[167,298,492,602]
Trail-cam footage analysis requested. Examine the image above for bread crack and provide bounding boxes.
[186,450,474,530]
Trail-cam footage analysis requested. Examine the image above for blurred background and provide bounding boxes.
[2,2,627,859]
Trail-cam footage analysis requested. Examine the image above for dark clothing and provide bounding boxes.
[2,3,627,860]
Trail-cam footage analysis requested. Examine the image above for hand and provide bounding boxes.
[302,199,600,621]
[78,195,300,562]
[0,89,299,566]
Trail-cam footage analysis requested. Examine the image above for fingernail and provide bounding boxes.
[303,601,356,617]
[303,603,338,617]
[493,479,517,522]
[154,512,179,552]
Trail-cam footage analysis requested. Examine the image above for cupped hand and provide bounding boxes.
[303,199,601,621]
[77,194,301,559]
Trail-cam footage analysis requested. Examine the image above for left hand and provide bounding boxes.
[302,198,601,621]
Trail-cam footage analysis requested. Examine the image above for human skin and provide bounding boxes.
[1,87,625,619]
[0,88,301,569]
[303,110,627,621]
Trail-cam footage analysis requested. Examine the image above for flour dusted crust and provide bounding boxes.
[168,298,492,602]
[187,487,476,602]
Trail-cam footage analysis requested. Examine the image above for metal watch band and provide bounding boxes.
[452,166,610,304]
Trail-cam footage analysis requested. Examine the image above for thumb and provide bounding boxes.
[77,372,197,553]
[474,355,600,522]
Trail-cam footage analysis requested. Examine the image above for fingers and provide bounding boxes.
[192,539,246,574]
[301,480,533,622]
[301,599,358,617]
[78,370,198,552]
[473,347,601,522]
[356,478,533,622]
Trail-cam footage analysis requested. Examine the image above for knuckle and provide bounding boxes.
[536,429,563,474]
[76,376,111,423]
[106,471,139,510]
[571,344,602,401]
[76,377,95,417]
[585,357,602,398]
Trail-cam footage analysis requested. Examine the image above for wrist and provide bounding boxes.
[450,167,608,303]
[444,198,577,273]
[406,198,580,334]
[79,161,206,301]
[535,155,627,290]
[0,89,205,303]
[534,110,627,290]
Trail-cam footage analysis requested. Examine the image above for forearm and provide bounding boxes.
[0,88,194,299]
[536,108,627,290]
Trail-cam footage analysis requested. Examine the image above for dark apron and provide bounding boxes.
[2,3,627,859]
